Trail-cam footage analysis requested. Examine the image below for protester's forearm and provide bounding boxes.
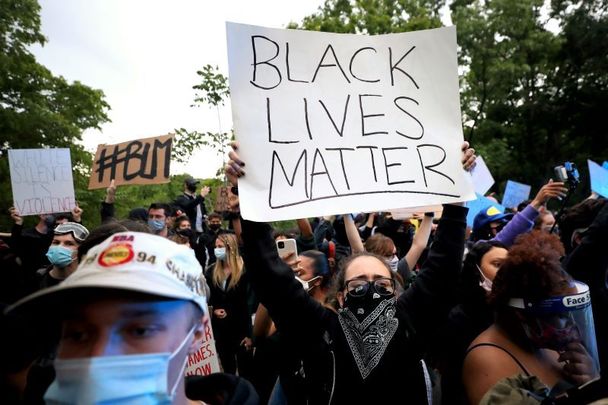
[405,215,432,270]
[344,214,365,253]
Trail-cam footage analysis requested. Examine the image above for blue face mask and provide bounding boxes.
[46,246,74,268]
[214,247,226,261]
[44,327,195,404]
[148,219,165,232]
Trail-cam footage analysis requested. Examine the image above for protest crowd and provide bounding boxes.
[1,138,607,405]
[2,8,608,405]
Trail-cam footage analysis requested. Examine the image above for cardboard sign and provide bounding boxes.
[8,148,76,216]
[186,312,221,376]
[227,23,475,221]
[466,193,505,227]
[501,180,531,209]
[88,134,173,190]
[588,160,608,198]
[214,186,231,213]
[470,155,495,195]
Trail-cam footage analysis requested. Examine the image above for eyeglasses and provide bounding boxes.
[54,222,89,242]
[344,277,395,297]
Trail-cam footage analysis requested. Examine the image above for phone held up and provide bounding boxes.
[276,238,298,260]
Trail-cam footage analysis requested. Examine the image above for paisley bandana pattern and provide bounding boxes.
[338,296,399,379]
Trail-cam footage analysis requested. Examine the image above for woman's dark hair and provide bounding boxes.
[459,240,507,304]
[174,215,191,230]
[489,231,570,309]
[559,198,607,253]
[300,250,331,288]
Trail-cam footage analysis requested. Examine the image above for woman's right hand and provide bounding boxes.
[213,308,228,319]
[559,342,599,385]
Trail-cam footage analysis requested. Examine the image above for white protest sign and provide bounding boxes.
[8,148,76,216]
[470,155,494,195]
[227,23,475,221]
[391,205,443,220]
[185,316,221,376]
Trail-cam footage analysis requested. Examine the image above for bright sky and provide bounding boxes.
[32,0,325,179]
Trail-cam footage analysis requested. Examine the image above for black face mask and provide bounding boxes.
[186,185,197,193]
[343,283,394,322]
[44,215,56,231]
[209,224,221,231]
[338,285,398,380]
[177,229,194,239]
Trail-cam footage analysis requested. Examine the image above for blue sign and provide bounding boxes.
[502,180,532,209]
[588,160,608,198]
[466,193,506,227]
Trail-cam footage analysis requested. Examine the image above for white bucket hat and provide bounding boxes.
[8,231,207,313]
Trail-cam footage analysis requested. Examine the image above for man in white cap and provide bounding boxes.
[7,232,258,405]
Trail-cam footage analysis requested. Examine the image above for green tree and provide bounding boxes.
[174,65,232,176]
[293,0,608,202]
[0,0,110,230]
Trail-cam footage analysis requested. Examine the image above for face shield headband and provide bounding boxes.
[508,281,600,373]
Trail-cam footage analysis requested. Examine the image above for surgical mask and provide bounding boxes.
[214,247,226,261]
[46,246,74,268]
[295,275,321,293]
[148,219,165,232]
[476,265,493,293]
[45,327,195,405]
[388,255,399,272]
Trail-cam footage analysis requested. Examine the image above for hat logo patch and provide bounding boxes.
[486,206,501,216]
[98,243,134,267]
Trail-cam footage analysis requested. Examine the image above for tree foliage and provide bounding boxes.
[292,0,608,200]
[0,0,111,231]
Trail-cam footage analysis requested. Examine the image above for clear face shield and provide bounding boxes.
[508,281,600,374]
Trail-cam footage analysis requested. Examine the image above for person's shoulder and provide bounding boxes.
[185,373,259,405]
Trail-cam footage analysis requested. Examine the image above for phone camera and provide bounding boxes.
[278,241,285,248]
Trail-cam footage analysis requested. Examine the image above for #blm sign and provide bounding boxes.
[588,159,608,198]
[9,148,76,216]
[501,180,531,209]
[227,22,475,221]
[88,134,173,190]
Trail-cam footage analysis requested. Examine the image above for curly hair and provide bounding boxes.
[489,231,570,308]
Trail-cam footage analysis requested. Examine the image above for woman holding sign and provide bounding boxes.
[226,142,476,404]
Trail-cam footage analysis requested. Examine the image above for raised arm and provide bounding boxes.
[344,214,365,253]
[404,213,433,270]
[226,143,330,341]
[493,179,567,247]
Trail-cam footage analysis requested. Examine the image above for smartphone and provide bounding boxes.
[276,238,298,259]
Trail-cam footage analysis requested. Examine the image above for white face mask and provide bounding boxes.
[295,275,322,292]
[476,264,493,293]
[388,255,399,272]
[44,327,195,404]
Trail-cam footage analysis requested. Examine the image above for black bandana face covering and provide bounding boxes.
[338,287,399,379]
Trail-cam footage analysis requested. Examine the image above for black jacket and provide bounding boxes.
[241,204,468,404]
[174,192,206,229]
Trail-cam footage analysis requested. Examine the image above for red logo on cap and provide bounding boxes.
[98,243,134,267]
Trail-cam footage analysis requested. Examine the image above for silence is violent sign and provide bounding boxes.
[9,148,76,216]
[88,134,173,190]
[226,22,475,221]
